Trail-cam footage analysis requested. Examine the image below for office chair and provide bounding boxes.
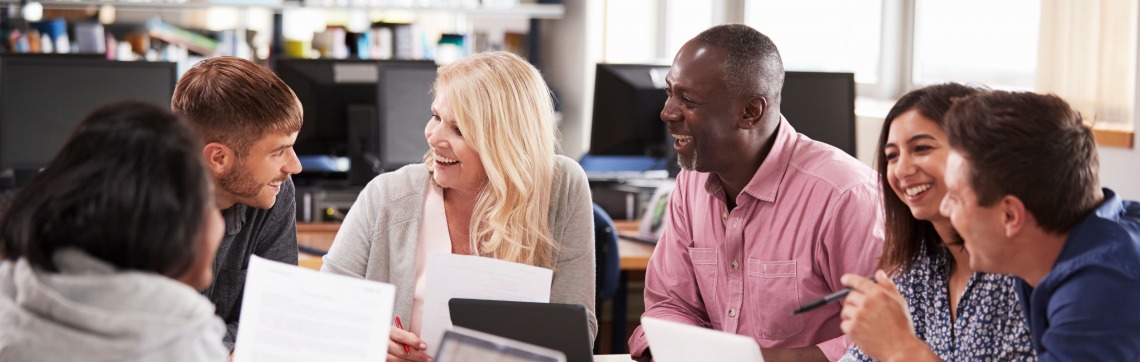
[592,203,624,354]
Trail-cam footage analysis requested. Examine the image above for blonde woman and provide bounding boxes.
[321,51,596,362]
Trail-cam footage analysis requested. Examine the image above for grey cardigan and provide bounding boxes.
[321,155,597,341]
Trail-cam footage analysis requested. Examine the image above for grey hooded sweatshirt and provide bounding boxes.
[0,248,228,361]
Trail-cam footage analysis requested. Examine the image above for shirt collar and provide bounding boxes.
[1091,188,1124,220]
[703,116,798,204]
[224,203,247,236]
[1057,188,1123,263]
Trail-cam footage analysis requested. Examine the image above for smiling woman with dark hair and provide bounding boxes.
[0,101,227,361]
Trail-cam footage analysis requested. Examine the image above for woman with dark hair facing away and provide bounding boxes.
[838,83,1035,361]
[0,101,227,361]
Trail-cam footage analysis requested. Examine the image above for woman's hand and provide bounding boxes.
[839,270,937,362]
[387,326,432,362]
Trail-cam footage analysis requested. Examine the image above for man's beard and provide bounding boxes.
[677,147,698,171]
[219,161,262,202]
[217,156,288,208]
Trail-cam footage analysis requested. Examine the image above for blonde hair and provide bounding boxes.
[427,51,560,268]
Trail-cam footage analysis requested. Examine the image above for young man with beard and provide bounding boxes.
[627,24,883,362]
[933,91,1140,359]
[171,56,303,351]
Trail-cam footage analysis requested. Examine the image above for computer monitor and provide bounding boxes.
[275,58,436,187]
[781,71,856,156]
[589,63,671,158]
[0,56,176,186]
[373,60,437,173]
[274,58,378,185]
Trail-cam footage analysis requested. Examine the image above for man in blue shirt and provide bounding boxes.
[939,90,1140,360]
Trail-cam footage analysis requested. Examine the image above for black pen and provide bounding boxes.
[791,277,875,315]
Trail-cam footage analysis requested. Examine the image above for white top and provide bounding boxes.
[321,156,599,342]
[412,181,452,335]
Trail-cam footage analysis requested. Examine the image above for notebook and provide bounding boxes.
[640,316,764,362]
[448,299,594,362]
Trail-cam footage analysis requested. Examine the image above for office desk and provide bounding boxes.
[594,354,632,361]
[612,220,654,271]
[296,222,338,270]
[297,222,657,271]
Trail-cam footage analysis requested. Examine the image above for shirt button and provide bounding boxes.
[728,308,737,318]
[721,211,729,221]
[731,260,740,270]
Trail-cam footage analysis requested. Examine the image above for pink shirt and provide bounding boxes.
[628,118,884,361]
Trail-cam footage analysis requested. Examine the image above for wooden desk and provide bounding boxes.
[297,221,656,271]
[297,222,338,251]
[297,223,337,270]
[612,220,654,271]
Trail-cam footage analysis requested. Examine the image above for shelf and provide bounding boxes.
[1093,126,1135,149]
[288,2,564,18]
[0,0,565,18]
[1,0,239,10]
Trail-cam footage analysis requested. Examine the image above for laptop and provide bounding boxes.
[449,299,594,362]
[640,316,764,362]
[435,326,567,362]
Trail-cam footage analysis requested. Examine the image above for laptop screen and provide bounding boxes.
[448,299,594,362]
[435,327,566,362]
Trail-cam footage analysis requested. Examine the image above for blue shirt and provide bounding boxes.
[841,245,1035,361]
[1016,188,1140,360]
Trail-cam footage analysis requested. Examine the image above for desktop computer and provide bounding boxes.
[0,55,176,188]
[275,58,437,188]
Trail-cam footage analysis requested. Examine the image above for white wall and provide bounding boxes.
[539,0,603,160]
[1099,145,1140,200]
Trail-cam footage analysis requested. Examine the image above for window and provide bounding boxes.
[597,0,1137,137]
[744,0,883,84]
[603,0,660,63]
[602,0,711,63]
[1036,0,1137,132]
[662,0,713,61]
[912,0,1040,89]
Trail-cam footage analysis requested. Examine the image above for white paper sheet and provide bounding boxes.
[420,253,554,353]
[233,256,396,362]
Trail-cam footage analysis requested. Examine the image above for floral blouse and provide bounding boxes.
[841,246,1036,361]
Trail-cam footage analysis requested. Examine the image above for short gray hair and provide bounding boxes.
[695,24,784,102]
